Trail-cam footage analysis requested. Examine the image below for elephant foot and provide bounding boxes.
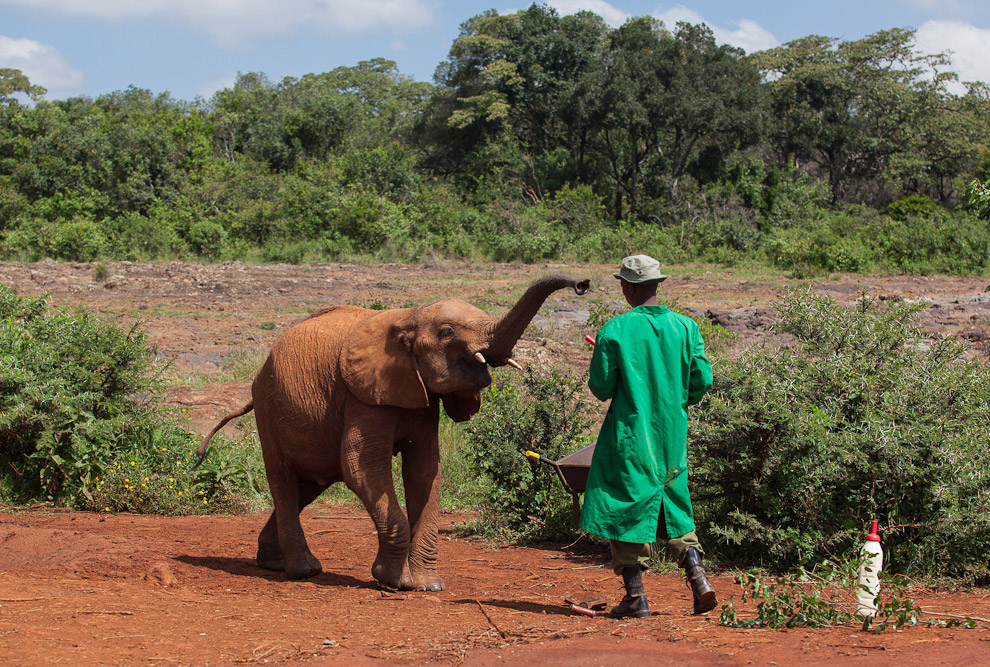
[257,555,286,572]
[373,559,445,591]
[372,559,408,590]
[404,572,446,592]
[285,551,323,580]
[257,545,285,572]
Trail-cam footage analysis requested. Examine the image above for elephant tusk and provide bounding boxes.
[505,358,523,371]
[474,352,487,365]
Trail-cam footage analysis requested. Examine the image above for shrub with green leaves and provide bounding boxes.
[0,284,265,513]
[465,367,594,539]
[690,288,990,583]
[719,555,980,631]
[966,178,989,220]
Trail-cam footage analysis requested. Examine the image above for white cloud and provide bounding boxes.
[194,72,237,100]
[546,0,630,27]
[652,4,778,54]
[0,0,439,49]
[652,3,704,27]
[543,2,778,52]
[0,35,84,97]
[915,19,990,94]
[711,19,778,55]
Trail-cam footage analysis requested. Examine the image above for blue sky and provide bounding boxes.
[2,1,989,102]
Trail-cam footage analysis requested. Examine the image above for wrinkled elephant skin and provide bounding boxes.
[196,275,589,591]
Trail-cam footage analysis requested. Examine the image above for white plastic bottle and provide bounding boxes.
[855,520,883,617]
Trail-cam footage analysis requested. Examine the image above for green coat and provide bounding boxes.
[580,305,712,543]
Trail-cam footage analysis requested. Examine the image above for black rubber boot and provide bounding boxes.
[609,566,651,619]
[682,547,717,615]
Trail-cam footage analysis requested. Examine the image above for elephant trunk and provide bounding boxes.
[485,275,590,364]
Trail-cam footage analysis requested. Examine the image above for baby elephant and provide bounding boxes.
[196,275,589,590]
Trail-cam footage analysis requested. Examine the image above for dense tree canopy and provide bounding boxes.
[0,4,988,273]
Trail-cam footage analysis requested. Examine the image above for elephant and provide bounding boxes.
[195,275,590,591]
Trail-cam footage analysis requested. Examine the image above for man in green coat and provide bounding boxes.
[580,255,716,618]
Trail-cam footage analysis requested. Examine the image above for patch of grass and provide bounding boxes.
[719,556,980,630]
[170,345,269,388]
[439,415,484,511]
[87,428,269,515]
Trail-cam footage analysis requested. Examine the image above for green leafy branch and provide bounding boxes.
[719,556,984,632]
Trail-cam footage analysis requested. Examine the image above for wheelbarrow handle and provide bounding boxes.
[524,450,554,465]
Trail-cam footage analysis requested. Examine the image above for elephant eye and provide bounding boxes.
[438,326,455,340]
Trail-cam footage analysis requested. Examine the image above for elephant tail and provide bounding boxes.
[191,400,254,469]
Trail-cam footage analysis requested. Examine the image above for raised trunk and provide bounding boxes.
[485,275,590,363]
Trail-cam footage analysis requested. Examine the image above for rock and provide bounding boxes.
[144,561,178,587]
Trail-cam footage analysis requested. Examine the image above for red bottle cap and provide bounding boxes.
[866,520,881,542]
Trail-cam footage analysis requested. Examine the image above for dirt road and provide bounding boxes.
[1,506,988,666]
[1,260,989,665]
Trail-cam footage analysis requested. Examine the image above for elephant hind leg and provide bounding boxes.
[257,479,329,577]
[257,513,284,572]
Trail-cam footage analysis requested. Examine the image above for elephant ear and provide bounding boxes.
[341,310,429,409]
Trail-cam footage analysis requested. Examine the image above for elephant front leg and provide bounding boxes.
[340,415,411,589]
[401,436,444,592]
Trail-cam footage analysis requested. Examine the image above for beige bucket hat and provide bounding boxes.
[613,254,668,283]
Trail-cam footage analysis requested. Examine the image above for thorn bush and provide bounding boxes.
[0,285,265,513]
[464,366,594,540]
[690,288,990,583]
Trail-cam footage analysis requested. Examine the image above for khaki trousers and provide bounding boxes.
[609,516,703,574]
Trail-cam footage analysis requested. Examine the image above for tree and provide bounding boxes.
[210,61,430,171]
[752,29,970,205]
[421,5,608,197]
[581,19,764,218]
[0,68,46,105]
[424,7,763,218]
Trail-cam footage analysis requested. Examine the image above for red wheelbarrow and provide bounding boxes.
[524,443,597,527]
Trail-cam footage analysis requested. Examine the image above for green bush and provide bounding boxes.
[887,195,937,222]
[765,217,873,274]
[339,144,416,200]
[331,191,408,252]
[0,284,265,512]
[108,212,186,260]
[690,288,990,583]
[465,367,594,539]
[1,217,107,262]
[188,220,228,258]
[480,202,568,263]
[53,219,106,261]
[966,178,989,220]
[869,211,990,275]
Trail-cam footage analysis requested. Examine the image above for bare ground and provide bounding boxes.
[1,259,989,666]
